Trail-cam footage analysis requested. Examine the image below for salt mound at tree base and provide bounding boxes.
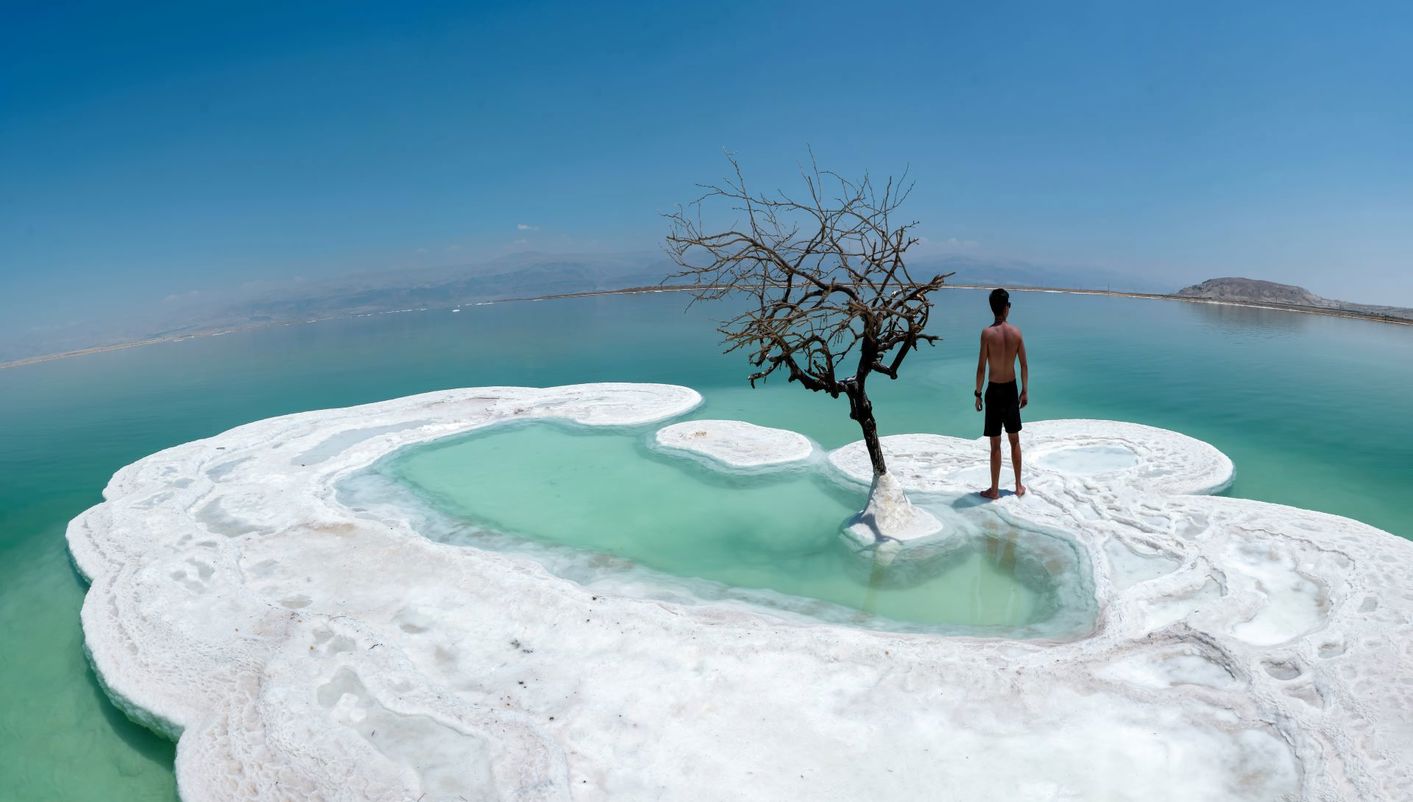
[68,384,1413,800]
[840,472,946,564]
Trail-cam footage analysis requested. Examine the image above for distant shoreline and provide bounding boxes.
[3,282,1408,371]
[946,284,1413,326]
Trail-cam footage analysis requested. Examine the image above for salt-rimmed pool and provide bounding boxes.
[63,382,1411,800]
[350,421,1096,635]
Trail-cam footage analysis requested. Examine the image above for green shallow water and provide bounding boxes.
[0,289,1410,799]
[382,422,1089,632]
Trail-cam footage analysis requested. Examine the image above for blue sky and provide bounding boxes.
[2,0,1411,339]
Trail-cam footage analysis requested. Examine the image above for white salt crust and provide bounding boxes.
[828,419,1237,498]
[653,419,813,468]
[69,386,1413,801]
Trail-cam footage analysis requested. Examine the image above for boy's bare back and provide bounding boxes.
[980,322,1025,383]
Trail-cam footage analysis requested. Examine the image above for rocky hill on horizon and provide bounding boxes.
[1176,277,1413,321]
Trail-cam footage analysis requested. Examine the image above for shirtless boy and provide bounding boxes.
[974,288,1028,499]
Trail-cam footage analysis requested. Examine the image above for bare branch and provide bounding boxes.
[664,155,950,475]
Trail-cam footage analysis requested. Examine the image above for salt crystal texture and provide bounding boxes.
[68,386,1413,800]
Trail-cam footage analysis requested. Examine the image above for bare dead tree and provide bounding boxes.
[665,156,951,478]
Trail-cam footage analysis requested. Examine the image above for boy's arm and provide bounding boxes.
[1018,331,1029,408]
[975,331,988,411]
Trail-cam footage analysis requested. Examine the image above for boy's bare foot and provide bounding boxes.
[1015,483,1026,497]
[979,488,1001,500]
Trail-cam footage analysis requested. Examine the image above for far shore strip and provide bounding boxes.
[4,282,1409,371]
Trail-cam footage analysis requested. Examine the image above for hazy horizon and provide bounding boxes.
[0,248,1182,363]
[3,1,1411,357]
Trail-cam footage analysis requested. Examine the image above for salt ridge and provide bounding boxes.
[68,385,1413,800]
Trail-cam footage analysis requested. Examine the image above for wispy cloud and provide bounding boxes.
[517,223,539,231]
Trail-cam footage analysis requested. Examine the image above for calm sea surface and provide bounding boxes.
[1,290,1410,799]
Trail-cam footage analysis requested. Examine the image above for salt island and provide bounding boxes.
[67,383,1413,801]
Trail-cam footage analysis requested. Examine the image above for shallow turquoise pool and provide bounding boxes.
[377,421,1093,634]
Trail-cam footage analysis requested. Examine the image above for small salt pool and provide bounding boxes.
[1037,444,1141,475]
[348,422,1095,636]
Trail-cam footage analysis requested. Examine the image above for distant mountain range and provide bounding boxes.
[910,255,1167,294]
[0,252,1166,364]
[3,259,1405,366]
[229,252,669,324]
[1175,277,1413,321]
[0,252,671,363]
[212,252,1165,326]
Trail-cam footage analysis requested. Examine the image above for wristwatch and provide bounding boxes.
[974,390,982,397]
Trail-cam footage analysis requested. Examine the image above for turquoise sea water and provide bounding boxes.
[1,290,1410,799]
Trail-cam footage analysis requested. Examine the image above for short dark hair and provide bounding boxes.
[989,288,1010,317]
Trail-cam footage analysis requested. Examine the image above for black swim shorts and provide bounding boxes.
[984,380,1022,437]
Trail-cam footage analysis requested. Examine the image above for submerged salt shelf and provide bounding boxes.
[68,384,1413,801]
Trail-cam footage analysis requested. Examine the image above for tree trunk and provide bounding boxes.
[846,385,888,476]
